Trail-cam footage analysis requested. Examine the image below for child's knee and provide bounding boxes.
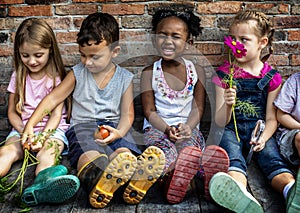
[294,133,300,155]
[109,147,131,160]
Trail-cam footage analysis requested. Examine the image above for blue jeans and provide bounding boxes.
[220,122,292,181]
[216,69,293,181]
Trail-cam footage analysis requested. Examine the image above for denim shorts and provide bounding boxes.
[6,128,69,155]
[65,120,142,168]
[278,129,300,166]
[220,124,292,181]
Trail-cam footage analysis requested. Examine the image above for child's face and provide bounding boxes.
[79,40,119,73]
[230,20,267,64]
[19,42,50,77]
[154,16,189,60]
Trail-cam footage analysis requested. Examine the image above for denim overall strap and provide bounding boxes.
[216,70,228,79]
[257,69,278,90]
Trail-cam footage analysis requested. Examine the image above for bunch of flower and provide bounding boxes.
[221,36,258,141]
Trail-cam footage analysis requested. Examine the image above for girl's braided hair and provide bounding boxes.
[152,4,202,38]
[231,10,274,62]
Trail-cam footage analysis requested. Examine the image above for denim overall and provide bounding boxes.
[217,69,291,181]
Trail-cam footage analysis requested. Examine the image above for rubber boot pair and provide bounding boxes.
[165,145,229,204]
[21,165,80,206]
[79,146,165,208]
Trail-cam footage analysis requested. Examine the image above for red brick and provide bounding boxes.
[147,2,194,15]
[102,4,145,15]
[9,5,52,17]
[288,30,300,41]
[56,32,78,44]
[267,55,289,66]
[0,45,13,56]
[195,43,222,55]
[273,16,300,29]
[246,3,289,14]
[43,17,72,30]
[73,0,114,2]
[0,0,23,4]
[55,4,97,15]
[0,18,23,30]
[197,2,241,14]
[291,55,300,66]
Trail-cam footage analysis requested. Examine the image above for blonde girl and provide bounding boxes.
[0,18,79,206]
[209,10,298,213]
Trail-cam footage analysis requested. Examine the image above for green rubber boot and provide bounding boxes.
[21,165,80,206]
[33,165,68,183]
[286,167,300,213]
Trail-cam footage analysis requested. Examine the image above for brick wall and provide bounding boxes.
[0,1,299,140]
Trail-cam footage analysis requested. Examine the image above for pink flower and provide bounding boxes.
[224,36,247,58]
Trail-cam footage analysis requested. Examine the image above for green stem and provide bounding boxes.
[228,53,240,142]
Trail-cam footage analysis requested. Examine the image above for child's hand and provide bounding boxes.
[176,123,192,138]
[250,136,266,152]
[21,126,34,147]
[30,140,43,152]
[95,125,119,146]
[224,86,236,106]
[30,132,47,152]
[166,126,179,142]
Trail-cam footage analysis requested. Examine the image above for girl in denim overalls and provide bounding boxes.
[209,10,298,213]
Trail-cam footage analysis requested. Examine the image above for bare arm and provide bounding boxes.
[7,93,24,134]
[214,85,236,127]
[96,80,135,145]
[277,109,300,129]
[22,71,76,143]
[185,65,206,130]
[252,86,281,151]
[141,65,169,133]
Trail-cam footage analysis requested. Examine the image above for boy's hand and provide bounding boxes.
[224,86,236,106]
[95,125,120,146]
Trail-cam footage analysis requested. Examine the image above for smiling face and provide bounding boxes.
[19,42,50,78]
[154,16,189,60]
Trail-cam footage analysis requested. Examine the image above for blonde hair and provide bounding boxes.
[230,10,274,62]
[13,18,70,118]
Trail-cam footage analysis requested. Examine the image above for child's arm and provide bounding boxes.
[251,86,281,152]
[277,109,300,129]
[30,102,65,152]
[22,71,76,144]
[214,85,236,127]
[141,66,171,134]
[7,93,24,134]
[96,80,135,145]
[178,66,206,137]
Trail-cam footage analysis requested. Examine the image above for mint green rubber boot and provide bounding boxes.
[286,167,300,213]
[21,165,80,206]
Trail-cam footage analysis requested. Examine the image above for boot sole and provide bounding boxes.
[89,152,137,208]
[22,175,80,206]
[123,146,165,204]
[166,146,202,204]
[202,145,229,200]
[287,167,300,213]
[209,172,263,213]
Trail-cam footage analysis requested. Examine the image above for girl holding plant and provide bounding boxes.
[0,18,79,206]
[209,10,298,213]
